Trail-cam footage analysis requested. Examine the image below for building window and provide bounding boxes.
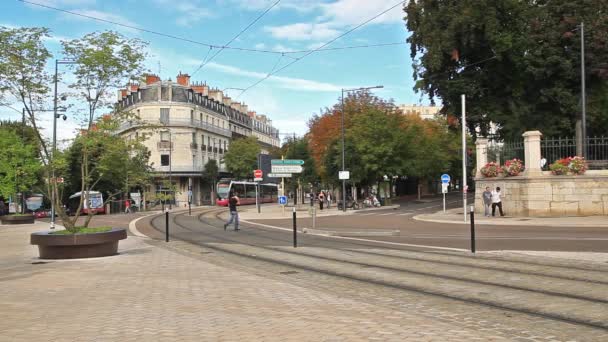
[192,132,196,143]
[160,108,170,124]
[160,131,170,142]
[161,154,170,166]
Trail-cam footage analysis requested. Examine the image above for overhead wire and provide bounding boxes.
[191,0,281,76]
[17,0,405,56]
[236,0,407,98]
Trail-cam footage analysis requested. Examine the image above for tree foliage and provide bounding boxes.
[0,128,42,199]
[224,136,261,180]
[405,0,608,140]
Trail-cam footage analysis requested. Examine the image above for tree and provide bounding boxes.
[224,136,261,180]
[201,159,219,203]
[0,129,42,203]
[405,0,608,140]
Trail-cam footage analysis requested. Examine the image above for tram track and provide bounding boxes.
[149,208,608,332]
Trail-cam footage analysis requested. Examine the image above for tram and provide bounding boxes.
[216,180,278,206]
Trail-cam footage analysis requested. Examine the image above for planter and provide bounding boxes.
[1,214,35,225]
[30,228,127,259]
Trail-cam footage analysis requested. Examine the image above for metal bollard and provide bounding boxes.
[469,205,475,253]
[292,207,297,248]
[165,209,170,242]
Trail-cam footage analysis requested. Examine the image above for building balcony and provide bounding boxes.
[157,141,172,150]
[190,142,198,149]
[153,164,227,175]
[117,118,233,138]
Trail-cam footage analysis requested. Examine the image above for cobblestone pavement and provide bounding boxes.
[2,210,608,341]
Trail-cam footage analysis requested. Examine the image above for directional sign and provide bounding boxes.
[268,173,292,178]
[278,196,288,205]
[271,159,305,165]
[441,174,451,184]
[271,165,303,173]
[339,171,350,180]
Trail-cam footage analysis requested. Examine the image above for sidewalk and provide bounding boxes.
[0,218,507,341]
[239,203,400,220]
[414,207,608,227]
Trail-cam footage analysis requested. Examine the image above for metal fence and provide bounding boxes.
[541,136,608,170]
[486,140,524,164]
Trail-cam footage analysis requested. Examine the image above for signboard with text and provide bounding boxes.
[271,159,304,165]
[271,165,303,173]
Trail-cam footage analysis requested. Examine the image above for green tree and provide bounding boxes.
[405,0,608,140]
[201,159,219,203]
[224,136,261,179]
[0,129,42,202]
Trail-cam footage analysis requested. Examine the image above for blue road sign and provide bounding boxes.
[278,196,288,205]
[441,174,451,184]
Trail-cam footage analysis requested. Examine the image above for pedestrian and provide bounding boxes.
[326,192,332,209]
[124,198,131,214]
[224,191,240,231]
[482,186,492,217]
[318,191,325,210]
[491,187,505,217]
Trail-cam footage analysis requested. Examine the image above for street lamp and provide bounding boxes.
[340,85,384,212]
[51,59,76,229]
[580,22,587,158]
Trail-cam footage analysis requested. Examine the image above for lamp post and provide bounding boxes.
[340,85,384,212]
[51,59,76,229]
[580,22,587,158]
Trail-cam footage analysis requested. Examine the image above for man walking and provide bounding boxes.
[224,191,240,231]
[491,187,505,217]
[482,186,492,217]
[124,197,131,214]
[318,192,325,210]
[326,192,332,209]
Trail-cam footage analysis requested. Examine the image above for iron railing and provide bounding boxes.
[542,136,608,170]
[486,141,524,163]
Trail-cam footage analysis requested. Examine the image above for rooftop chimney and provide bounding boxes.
[222,96,232,106]
[191,82,208,96]
[129,83,139,92]
[145,74,160,85]
[176,72,190,86]
[208,89,223,102]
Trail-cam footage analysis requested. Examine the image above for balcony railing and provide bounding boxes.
[190,142,198,149]
[154,164,227,173]
[117,118,232,137]
[157,141,172,150]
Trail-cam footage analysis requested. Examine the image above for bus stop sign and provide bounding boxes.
[278,196,287,205]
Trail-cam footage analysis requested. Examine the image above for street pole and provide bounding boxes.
[257,154,261,213]
[50,60,58,229]
[462,94,467,223]
[580,22,587,158]
[341,89,346,212]
[169,131,173,210]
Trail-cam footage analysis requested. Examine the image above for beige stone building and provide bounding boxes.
[115,73,280,206]
[398,104,442,120]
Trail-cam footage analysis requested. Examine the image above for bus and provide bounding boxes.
[68,191,106,215]
[216,180,278,206]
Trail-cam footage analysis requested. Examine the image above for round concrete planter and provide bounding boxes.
[30,228,127,259]
[1,214,35,225]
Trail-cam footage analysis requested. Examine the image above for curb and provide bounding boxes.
[302,228,400,237]
[412,213,608,227]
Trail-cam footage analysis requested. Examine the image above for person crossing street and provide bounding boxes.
[224,191,240,231]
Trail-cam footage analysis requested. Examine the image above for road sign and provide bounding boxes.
[441,183,449,194]
[271,165,303,173]
[271,159,304,165]
[268,173,292,178]
[339,171,350,180]
[441,174,451,184]
[254,169,263,181]
[278,196,288,205]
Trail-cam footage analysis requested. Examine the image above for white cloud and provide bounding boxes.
[205,62,343,92]
[224,0,319,13]
[319,0,405,26]
[254,43,266,49]
[25,0,97,7]
[264,22,340,41]
[59,9,139,33]
[154,0,213,27]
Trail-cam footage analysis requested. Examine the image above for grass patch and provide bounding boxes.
[51,226,113,235]
[7,213,34,217]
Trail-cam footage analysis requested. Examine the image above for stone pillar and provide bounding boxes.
[475,138,488,176]
[522,130,543,177]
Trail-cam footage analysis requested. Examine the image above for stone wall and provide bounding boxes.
[475,172,608,216]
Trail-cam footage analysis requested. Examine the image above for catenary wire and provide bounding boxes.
[191,0,281,76]
[236,0,407,98]
[17,0,406,56]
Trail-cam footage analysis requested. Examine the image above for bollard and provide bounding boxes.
[292,207,297,248]
[188,201,191,216]
[165,209,170,242]
[469,205,475,253]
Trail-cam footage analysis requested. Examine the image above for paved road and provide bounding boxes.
[136,208,608,341]
[249,193,608,252]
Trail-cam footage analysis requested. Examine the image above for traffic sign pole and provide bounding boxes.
[440,174,450,214]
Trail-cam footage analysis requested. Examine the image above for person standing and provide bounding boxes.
[318,192,325,210]
[124,197,131,214]
[224,191,240,231]
[491,187,505,217]
[326,192,332,209]
[482,187,492,217]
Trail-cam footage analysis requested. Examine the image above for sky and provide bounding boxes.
[1,0,427,143]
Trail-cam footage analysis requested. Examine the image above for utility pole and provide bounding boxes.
[462,94,467,223]
[580,22,587,158]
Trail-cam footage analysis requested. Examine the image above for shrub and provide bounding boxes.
[481,162,501,177]
[503,158,524,176]
[549,161,569,175]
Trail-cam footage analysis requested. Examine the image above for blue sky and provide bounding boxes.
[1,0,426,141]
